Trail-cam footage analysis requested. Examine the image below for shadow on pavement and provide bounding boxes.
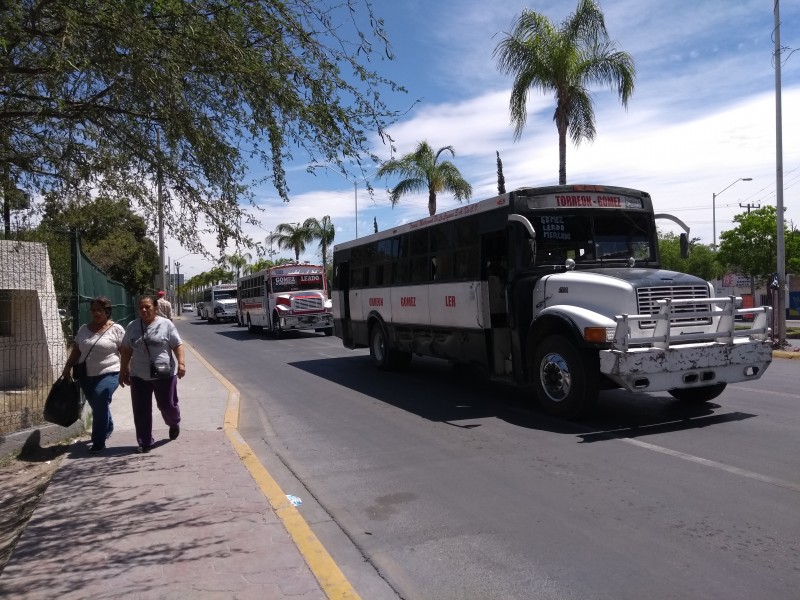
[287,355,753,442]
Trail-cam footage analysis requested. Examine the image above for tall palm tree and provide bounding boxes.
[376,141,472,216]
[223,251,251,281]
[268,222,313,262]
[303,215,335,275]
[244,257,294,274]
[493,0,635,185]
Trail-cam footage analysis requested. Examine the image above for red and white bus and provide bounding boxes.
[237,264,333,337]
[331,184,773,418]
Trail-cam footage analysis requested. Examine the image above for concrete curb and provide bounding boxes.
[0,405,89,462]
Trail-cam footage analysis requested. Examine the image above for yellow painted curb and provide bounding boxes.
[186,344,362,600]
[773,350,800,359]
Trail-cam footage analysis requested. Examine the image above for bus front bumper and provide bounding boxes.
[598,339,773,392]
[280,313,333,331]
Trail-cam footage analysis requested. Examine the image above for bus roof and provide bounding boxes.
[333,184,651,252]
[238,264,324,281]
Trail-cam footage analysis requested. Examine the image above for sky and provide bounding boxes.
[168,0,800,281]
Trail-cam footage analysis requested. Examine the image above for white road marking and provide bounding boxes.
[619,436,800,493]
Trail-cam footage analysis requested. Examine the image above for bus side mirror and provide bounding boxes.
[679,233,689,259]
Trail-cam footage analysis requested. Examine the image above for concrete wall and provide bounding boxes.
[0,241,68,390]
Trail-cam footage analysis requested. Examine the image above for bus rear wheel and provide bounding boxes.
[247,316,261,334]
[531,334,597,419]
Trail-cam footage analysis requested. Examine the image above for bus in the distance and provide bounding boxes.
[199,283,238,323]
[236,264,333,337]
[331,184,773,418]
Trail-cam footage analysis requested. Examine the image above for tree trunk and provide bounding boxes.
[558,121,567,186]
[428,190,436,216]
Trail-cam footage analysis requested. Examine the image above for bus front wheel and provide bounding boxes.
[271,312,282,338]
[370,324,410,371]
[531,334,597,419]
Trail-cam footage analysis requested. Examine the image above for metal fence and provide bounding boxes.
[0,229,135,435]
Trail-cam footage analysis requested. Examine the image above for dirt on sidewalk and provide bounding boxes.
[0,442,70,576]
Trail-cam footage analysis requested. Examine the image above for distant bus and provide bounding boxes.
[199,284,238,323]
[236,264,333,337]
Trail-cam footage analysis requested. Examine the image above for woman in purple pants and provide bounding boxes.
[119,295,186,453]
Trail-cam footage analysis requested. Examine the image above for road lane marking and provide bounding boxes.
[186,344,362,600]
[619,436,800,493]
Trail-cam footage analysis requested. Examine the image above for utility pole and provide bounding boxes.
[157,128,166,293]
[175,261,181,314]
[774,0,786,345]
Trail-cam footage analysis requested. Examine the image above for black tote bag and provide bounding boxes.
[43,376,82,427]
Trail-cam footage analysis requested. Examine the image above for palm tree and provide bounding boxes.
[268,222,313,262]
[493,0,635,185]
[303,215,335,274]
[223,251,251,281]
[244,257,294,274]
[376,141,472,216]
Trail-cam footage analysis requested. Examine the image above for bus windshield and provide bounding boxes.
[529,211,654,265]
[213,290,237,300]
[271,274,324,293]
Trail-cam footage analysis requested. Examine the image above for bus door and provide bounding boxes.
[334,259,354,347]
[481,230,512,375]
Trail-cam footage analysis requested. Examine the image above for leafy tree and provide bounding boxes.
[376,141,472,216]
[658,231,723,281]
[496,151,506,194]
[303,216,335,275]
[268,223,313,262]
[493,0,635,184]
[38,195,159,293]
[717,206,800,279]
[0,0,404,252]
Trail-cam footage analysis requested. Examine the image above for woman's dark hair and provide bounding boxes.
[139,295,157,307]
[90,296,113,316]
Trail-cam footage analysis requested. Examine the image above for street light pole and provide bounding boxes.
[313,164,376,239]
[712,177,752,250]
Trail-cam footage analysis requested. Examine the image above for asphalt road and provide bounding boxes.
[177,316,800,600]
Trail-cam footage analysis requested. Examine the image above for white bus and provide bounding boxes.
[199,284,238,323]
[331,184,773,418]
[237,264,333,337]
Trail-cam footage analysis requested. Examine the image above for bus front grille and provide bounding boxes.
[294,297,323,311]
[636,285,711,328]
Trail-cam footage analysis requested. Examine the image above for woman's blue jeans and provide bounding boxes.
[79,372,119,447]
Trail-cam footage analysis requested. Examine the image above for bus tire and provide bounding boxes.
[271,312,282,338]
[531,334,598,419]
[369,323,395,370]
[668,382,726,404]
[247,315,261,334]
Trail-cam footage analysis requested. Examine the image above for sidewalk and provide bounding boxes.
[0,344,346,600]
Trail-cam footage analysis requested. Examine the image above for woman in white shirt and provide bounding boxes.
[62,296,125,453]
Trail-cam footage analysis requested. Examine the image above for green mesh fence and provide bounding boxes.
[71,234,137,331]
